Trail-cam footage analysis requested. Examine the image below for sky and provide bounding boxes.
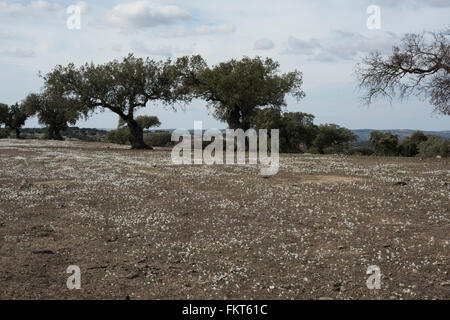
[0,0,449,130]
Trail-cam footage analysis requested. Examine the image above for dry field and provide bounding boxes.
[0,139,448,300]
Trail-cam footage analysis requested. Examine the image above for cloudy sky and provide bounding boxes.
[0,0,449,130]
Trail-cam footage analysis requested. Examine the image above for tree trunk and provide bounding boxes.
[47,126,63,140]
[15,128,21,139]
[127,118,152,150]
[226,108,242,130]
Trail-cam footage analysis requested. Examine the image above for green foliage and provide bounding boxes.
[22,91,85,140]
[399,131,428,157]
[144,132,173,147]
[105,128,131,145]
[252,109,317,153]
[370,131,399,156]
[0,103,8,126]
[194,56,305,130]
[0,128,9,139]
[116,115,162,147]
[418,135,450,158]
[309,124,357,154]
[118,116,161,131]
[348,147,374,156]
[43,54,197,149]
[0,102,29,138]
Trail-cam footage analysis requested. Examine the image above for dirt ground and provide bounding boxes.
[0,139,448,300]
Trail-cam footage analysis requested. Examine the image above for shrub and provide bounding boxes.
[309,124,356,154]
[370,131,399,156]
[144,132,173,147]
[105,128,131,145]
[0,128,9,139]
[399,131,428,157]
[418,136,450,158]
[348,146,374,156]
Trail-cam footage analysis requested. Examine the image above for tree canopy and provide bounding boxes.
[42,54,198,149]
[22,90,86,140]
[193,56,305,130]
[356,27,450,115]
[0,102,29,138]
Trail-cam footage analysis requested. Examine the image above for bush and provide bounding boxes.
[399,131,428,157]
[105,128,130,145]
[252,110,318,153]
[144,132,173,147]
[0,128,9,139]
[348,146,374,156]
[370,131,399,156]
[418,136,450,158]
[309,124,356,154]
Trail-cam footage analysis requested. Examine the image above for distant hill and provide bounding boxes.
[352,129,450,142]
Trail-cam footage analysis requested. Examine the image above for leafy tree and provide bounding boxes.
[22,91,86,140]
[418,135,449,158]
[252,109,317,153]
[356,27,450,115]
[43,54,197,149]
[399,131,428,157]
[0,102,29,138]
[309,124,356,154]
[194,56,305,130]
[370,131,399,156]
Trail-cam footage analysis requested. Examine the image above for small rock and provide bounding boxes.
[440,281,450,287]
[107,235,118,242]
[269,285,275,290]
[20,179,33,189]
[318,297,333,300]
[333,282,342,292]
[393,181,407,186]
[127,273,139,280]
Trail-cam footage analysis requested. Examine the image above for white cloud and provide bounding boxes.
[285,36,322,55]
[195,24,235,35]
[253,38,275,50]
[285,31,399,61]
[130,40,174,57]
[0,47,35,58]
[0,2,25,15]
[75,1,88,14]
[29,0,59,11]
[105,1,191,28]
[0,1,60,16]
[422,0,450,7]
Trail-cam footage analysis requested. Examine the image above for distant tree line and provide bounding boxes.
[367,130,449,158]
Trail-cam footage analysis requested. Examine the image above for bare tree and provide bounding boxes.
[355,27,449,115]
